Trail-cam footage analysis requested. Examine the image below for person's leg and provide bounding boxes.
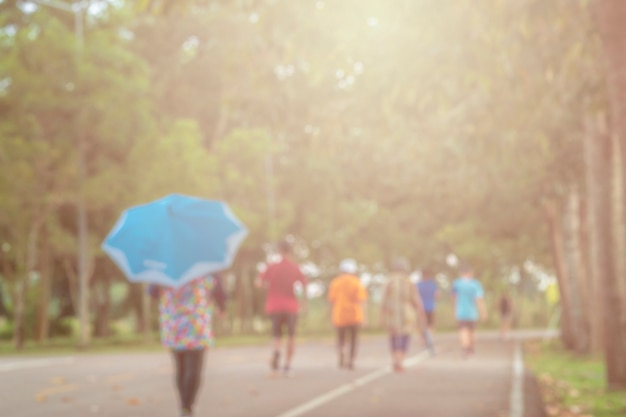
[397,334,410,371]
[337,326,346,368]
[270,313,283,372]
[458,321,470,355]
[347,324,358,369]
[181,348,206,415]
[467,321,476,353]
[426,311,435,332]
[171,350,185,411]
[500,314,511,339]
[390,333,401,371]
[283,313,298,374]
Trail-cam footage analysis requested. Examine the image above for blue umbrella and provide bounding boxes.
[102,194,247,288]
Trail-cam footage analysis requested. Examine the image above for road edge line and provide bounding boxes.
[510,342,524,417]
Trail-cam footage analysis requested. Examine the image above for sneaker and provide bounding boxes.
[283,366,295,378]
[393,363,404,373]
[180,408,192,417]
[461,348,472,359]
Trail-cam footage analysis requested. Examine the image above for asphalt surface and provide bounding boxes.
[0,330,551,417]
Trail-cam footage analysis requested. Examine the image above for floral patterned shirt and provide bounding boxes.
[158,276,219,350]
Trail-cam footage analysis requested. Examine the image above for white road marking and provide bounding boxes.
[0,357,75,372]
[275,350,430,417]
[510,343,524,417]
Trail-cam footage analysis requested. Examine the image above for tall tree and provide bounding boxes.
[593,0,626,389]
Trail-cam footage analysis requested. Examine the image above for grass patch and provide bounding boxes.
[0,330,344,356]
[525,340,626,417]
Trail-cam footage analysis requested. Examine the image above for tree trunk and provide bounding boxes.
[142,283,152,343]
[35,225,51,342]
[543,199,574,349]
[594,0,626,389]
[62,258,79,315]
[13,221,41,349]
[563,190,590,354]
[93,274,112,338]
[582,115,604,353]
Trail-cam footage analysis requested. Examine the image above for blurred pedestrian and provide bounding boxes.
[149,272,227,417]
[417,267,438,355]
[328,258,368,370]
[498,291,513,340]
[452,265,487,358]
[256,240,308,377]
[380,257,426,372]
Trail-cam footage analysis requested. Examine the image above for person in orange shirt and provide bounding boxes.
[328,258,368,370]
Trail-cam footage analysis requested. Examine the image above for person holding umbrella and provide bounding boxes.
[256,240,308,377]
[149,273,226,417]
[102,194,248,416]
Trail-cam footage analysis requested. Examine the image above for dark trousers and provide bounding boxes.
[172,348,206,411]
[337,324,359,362]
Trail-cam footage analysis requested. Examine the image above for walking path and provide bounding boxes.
[0,330,549,417]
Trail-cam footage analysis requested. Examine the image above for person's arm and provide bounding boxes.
[299,274,308,312]
[379,283,390,327]
[210,273,227,316]
[477,297,487,321]
[147,284,161,300]
[359,283,368,326]
[410,283,427,326]
[255,267,267,289]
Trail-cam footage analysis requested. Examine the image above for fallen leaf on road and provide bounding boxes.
[126,397,141,406]
[35,394,47,403]
[546,405,560,416]
[61,396,74,403]
[50,377,65,385]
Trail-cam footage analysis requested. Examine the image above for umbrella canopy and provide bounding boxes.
[102,194,247,288]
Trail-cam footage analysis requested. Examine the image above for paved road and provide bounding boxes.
[0,330,550,417]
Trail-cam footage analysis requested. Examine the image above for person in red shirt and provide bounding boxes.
[256,240,307,377]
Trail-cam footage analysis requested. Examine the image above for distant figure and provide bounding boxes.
[150,273,226,417]
[452,265,487,358]
[380,258,426,372]
[256,240,308,377]
[417,267,438,354]
[328,258,368,370]
[498,292,513,339]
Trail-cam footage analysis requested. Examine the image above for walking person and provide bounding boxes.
[417,267,438,354]
[380,258,426,372]
[452,265,487,358]
[150,273,227,417]
[328,258,368,370]
[498,291,513,340]
[256,240,308,377]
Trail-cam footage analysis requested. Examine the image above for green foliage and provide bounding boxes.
[526,341,626,416]
[0,0,603,344]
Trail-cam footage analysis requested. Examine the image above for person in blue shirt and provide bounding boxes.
[452,265,487,358]
[417,268,438,354]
